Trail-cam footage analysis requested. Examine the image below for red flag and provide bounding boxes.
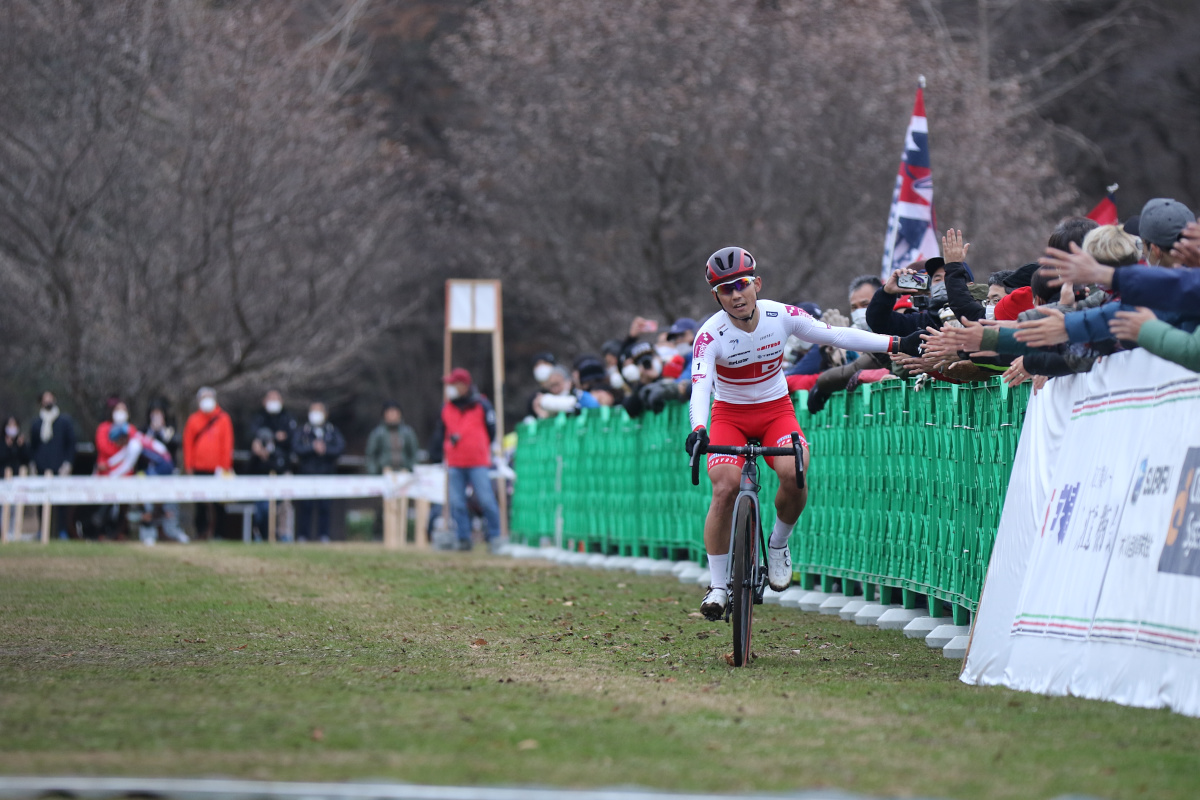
[1086,184,1119,226]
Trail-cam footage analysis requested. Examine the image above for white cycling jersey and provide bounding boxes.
[688,298,895,429]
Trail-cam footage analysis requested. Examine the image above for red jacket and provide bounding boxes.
[183,407,234,473]
[440,393,496,468]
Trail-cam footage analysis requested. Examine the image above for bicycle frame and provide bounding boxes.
[727,455,768,613]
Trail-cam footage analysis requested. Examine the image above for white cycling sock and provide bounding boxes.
[769,518,795,550]
[707,553,729,590]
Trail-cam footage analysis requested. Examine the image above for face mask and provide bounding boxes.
[609,369,625,390]
[308,411,325,426]
[655,345,676,363]
[649,357,662,377]
[199,397,216,414]
[985,304,996,321]
[929,283,949,306]
[112,409,129,425]
[265,400,283,414]
[446,385,461,400]
[621,363,640,384]
[533,363,553,383]
[5,426,17,438]
[676,343,692,357]
[42,401,55,411]
[850,308,869,330]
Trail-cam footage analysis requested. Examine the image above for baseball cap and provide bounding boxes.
[666,318,698,338]
[796,301,822,318]
[625,341,654,362]
[442,367,472,385]
[532,351,556,365]
[1139,198,1195,249]
[576,357,606,385]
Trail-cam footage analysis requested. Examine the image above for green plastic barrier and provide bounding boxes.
[510,378,1030,622]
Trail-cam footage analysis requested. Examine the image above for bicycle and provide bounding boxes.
[690,433,805,667]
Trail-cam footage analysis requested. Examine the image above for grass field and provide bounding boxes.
[1,544,1197,799]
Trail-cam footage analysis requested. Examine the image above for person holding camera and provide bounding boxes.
[433,368,502,552]
[620,341,688,418]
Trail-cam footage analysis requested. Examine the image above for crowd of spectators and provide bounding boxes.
[522,196,1199,426]
[0,387,420,545]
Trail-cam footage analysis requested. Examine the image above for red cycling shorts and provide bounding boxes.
[707,395,808,471]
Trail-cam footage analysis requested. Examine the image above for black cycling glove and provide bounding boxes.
[685,427,708,458]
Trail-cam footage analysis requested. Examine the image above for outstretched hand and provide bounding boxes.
[1108,306,1157,342]
[1171,221,1200,267]
[1014,307,1069,347]
[1038,243,1113,289]
[941,228,970,264]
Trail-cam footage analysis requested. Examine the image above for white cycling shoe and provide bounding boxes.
[767,545,792,591]
[701,586,729,621]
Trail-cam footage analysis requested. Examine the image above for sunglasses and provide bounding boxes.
[712,276,755,296]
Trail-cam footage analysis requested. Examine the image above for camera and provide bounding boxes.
[911,295,931,310]
[896,272,930,292]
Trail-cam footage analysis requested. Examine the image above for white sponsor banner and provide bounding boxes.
[962,349,1200,716]
[0,466,449,506]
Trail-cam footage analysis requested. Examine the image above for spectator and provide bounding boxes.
[103,423,187,545]
[183,386,234,540]
[575,357,615,406]
[29,390,75,477]
[664,318,698,382]
[366,401,418,475]
[145,402,179,463]
[532,352,557,387]
[620,341,687,418]
[532,365,600,419]
[1138,198,1195,268]
[292,402,346,543]
[986,271,1014,306]
[95,398,134,475]
[599,338,628,399]
[848,275,881,329]
[432,367,503,552]
[806,280,898,412]
[866,257,948,336]
[1,415,28,476]
[248,389,296,475]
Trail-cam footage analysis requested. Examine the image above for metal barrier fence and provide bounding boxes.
[510,378,1030,624]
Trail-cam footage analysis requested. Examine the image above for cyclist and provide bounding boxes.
[686,246,905,620]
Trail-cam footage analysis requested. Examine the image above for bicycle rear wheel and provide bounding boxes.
[730,494,758,667]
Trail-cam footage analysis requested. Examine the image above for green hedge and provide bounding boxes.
[511,378,1030,622]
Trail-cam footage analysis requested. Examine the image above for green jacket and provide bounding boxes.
[1139,320,1200,372]
[365,423,418,475]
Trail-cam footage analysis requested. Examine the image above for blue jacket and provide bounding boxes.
[1064,301,1199,348]
[1111,265,1200,312]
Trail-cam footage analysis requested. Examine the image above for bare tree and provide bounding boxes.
[0,1,424,426]
[435,0,1074,354]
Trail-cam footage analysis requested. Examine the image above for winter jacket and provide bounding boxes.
[182,407,234,473]
[866,287,942,336]
[432,389,496,468]
[28,413,76,474]
[1139,321,1200,372]
[1111,265,1200,309]
[365,423,418,474]
[292,423,346,475]
[944,261,986,323]
[246,408,297,475]
[0,435,29,474]
[94,421,139,475]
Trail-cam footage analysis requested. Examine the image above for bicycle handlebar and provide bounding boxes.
[690,433,806,490]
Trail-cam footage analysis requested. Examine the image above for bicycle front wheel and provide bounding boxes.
[730,494,758,667]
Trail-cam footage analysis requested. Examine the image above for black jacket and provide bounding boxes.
[944,262,986,323]
[0,435,29,474]
[866,287,943,336]
[247,409,297,475]
[28,414,76,474]
[291,423,346,475]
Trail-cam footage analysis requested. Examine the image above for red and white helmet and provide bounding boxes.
[705,246,756,287]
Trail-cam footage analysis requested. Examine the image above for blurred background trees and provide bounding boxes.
[0,0,1195,439]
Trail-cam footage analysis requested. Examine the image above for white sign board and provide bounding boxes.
[448,280,499,332]
[962,349,1200,717]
